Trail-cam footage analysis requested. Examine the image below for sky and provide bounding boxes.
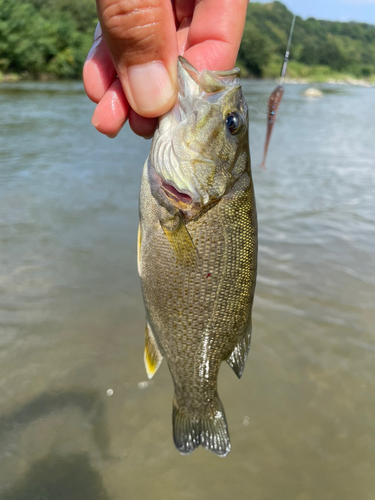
[254,0,375,24]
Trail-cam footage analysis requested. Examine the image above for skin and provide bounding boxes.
[83,0,249,138]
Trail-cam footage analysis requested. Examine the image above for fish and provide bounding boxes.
[138,56,257,457]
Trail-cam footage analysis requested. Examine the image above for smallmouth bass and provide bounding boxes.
[138,57,257,457]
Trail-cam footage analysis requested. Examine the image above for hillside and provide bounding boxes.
[238,1,375,81]
[0,0,374,81]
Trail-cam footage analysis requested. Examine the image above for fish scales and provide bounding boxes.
[138,57,257,456]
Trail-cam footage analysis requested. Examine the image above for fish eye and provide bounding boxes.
[225,112,244,136]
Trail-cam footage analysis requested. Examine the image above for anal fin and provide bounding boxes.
[144,323,163,379]
[226,327,252,379]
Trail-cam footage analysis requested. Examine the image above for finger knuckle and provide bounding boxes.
[102,0,164,52]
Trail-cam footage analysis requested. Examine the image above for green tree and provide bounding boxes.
[1,0,375,80]
[238,1,375,80]
[238,23,273,77]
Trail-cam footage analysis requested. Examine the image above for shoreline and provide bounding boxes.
[281,77,375,87]
[1,72,374,88]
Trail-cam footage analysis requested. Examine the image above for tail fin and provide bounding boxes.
[172,396,231,457]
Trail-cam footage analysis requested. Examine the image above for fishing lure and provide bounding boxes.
[261,15,296,169]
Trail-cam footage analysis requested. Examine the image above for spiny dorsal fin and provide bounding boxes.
[226,327,252,379]
[144,323,163,379]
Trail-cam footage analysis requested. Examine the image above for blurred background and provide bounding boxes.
[0,2,374,500]
[1,0,375,83]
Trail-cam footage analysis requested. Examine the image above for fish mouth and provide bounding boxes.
[161,181,193,206]
[148,163,220,222]
[148,163,198,215]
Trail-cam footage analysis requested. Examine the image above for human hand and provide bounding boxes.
[83,0,249,138]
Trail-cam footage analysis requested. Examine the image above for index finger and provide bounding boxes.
[183,0,249,71]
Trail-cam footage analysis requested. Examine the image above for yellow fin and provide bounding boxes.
[161,215,198,267]
[137,223,142,276]
[144,323,163,379]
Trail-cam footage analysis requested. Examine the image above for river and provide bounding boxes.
[0,80,374,500]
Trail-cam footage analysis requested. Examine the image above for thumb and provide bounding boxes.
[96,0,178,118]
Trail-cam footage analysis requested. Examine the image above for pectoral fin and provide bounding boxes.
[160,214,198,267]
[144,323,163,379]
[226,327,252,379]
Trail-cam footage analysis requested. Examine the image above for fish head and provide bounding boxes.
[149,56,249,219]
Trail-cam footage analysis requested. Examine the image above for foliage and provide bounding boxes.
[0,0,97,78]
[238,24,272,77]
[238,1,375,80]
[0,0,374,79]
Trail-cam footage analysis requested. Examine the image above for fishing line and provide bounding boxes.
[248,106,267,117]
[259,13,297,169]
[280,14,296,85]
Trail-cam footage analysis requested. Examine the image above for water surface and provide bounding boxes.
[0,80,374,500]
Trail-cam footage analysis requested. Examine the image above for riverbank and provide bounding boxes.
[237,59,375,87]
[283,77,375,87]
[2,71,374,88]
[0,72,20,83]
[0,71,59,83]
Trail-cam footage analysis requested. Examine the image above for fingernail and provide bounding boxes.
[91,112,100,128]
[93,23,102,42]
[86,24,102,61]
[86,38,101,61]
[127,62,175,116]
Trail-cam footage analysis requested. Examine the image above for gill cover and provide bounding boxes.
[150,57,248,208]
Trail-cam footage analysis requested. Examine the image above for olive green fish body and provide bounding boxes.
[138,57,257,456]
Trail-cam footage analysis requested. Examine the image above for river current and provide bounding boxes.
[0,80,374,500]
